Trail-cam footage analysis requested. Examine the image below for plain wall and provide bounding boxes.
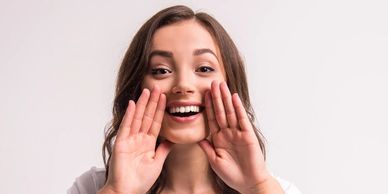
[1,0,387,193]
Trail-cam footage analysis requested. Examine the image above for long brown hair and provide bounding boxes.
[102,5,267,194]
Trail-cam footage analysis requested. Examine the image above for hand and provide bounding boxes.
[198,81,276,194]
[101,86,173,194]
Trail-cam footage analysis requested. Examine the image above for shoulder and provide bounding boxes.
[274,176,302,194]
[67,167,106,194]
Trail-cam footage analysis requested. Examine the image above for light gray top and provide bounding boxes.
[67,167,302,194]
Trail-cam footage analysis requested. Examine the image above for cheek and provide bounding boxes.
[198,75,225,91]
[142,77,172,93]
[141,76,152,90]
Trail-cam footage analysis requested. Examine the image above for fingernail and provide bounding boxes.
[128,100,133,108]
[142,88,149,94]
[234,93,240,99]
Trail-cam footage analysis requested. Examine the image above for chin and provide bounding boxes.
[159,127,208,144]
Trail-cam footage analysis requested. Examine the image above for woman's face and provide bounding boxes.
[142,20,226,144]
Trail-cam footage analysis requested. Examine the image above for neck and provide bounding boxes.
[163,143,217,194]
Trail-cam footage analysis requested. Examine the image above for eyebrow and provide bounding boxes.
[149,48,219,62]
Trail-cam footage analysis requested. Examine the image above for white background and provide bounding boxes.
[1,0,387,193]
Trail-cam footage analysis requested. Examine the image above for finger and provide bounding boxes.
[205,90,219,135]
[220,82,238,128]
[198,140,217,165]
[130,88,150,135]
[154,140,174,165]
[232,93,253,132]
[211,81,228,129]
[149,93,166,137]
[139,86,161,133]
[117,100,135,140]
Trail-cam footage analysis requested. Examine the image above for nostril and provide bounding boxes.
[171,86,195,95]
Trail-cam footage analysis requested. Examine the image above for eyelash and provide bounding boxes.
[151,68,171,75]
[196,66,215,73]
[150,66,215,75]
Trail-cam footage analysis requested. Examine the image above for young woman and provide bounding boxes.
[68,5,301,194]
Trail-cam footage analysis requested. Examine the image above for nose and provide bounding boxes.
[172,85,194,95]
[171,71,195,95]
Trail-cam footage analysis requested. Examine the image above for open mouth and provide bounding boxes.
[166,106,205,117]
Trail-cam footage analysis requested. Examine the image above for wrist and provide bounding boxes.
[242,176,285,194]
[97,185,141,194]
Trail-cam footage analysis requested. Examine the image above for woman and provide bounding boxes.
[68,5,301,194]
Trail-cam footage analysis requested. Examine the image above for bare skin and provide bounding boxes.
[97,82,284,194]
[100,86,173,194]
[160,144,217,194]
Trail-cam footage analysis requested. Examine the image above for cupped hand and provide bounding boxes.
[198,81,274,194]
[101,86,173,194]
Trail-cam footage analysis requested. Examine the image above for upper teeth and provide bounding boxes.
[169,106,200,113]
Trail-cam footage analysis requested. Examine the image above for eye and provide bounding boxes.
[151,68,172,75]
[196,66,215,73]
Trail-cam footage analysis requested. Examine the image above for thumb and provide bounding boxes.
[154,140,174,164]
[198,139,217,164]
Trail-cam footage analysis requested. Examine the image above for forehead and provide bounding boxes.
[151,20,220,55]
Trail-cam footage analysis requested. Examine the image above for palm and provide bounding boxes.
[104,87,173,194]
[199,81,270,193]
[210,128,265,189]
[110,134,161,191]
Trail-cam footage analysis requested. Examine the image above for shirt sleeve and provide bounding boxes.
[67,167,106,194]
[275,176,302,194]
